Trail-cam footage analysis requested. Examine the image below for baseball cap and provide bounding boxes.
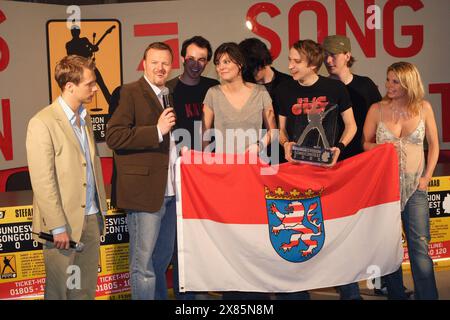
[322,35,351,54]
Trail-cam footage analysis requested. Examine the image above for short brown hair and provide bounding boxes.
[143,42,174,61]
[54,55,95,90]
[291,40,324,73]
[213,42,246,73]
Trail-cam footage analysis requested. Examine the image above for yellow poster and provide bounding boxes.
[403,176,450,270]
[46,19,122,141]
[0,203,131,300]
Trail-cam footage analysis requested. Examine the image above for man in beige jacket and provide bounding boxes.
[26,55,107,299]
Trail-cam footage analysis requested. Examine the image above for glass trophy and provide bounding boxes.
[291,103,338,165]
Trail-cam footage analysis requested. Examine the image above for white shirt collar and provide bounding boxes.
[143,75,165,97]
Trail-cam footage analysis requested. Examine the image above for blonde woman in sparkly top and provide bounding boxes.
[363,61,439,299]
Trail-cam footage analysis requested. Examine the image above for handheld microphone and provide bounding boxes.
[161,87,177,132]
[32,232,84,252]
[160,87,171,109]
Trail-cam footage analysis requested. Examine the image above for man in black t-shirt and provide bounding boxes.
[323,35,382,160]
[275,40,357,167]
[166,36,218,300]
[274,39,357,301]
[321,34,382,300]
[239,38,292,164]
[238,38,291,120]
[167,36,219,151]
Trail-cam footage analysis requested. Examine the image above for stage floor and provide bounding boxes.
[168,265,450,300]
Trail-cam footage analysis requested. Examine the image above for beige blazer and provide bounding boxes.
[26,100,107,243]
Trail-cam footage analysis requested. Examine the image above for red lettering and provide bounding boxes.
[303,102,313,114]
[429,83,450,142]
[383,0,424,57]
[246,3,282,60]
[0,99,13,161]
[0,9,10,72]
[292,98,305,115]
[336,0,376,57]
[134,22,178,36]
[315,96,328,108]
[194,103,201,117]
[185,103,202,118]
[134,23,179,70]
[288,1,328,46]
[163,38,179,69]
[292,97,330,115]
[185,103,194,118]
[184,103,197,118]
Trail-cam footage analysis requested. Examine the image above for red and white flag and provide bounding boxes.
[175,144,403,292]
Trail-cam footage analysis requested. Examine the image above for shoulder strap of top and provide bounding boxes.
[378,103,383,122]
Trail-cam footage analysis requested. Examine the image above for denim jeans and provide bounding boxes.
[385,189,438,300]
[126,196,176,300]
[338,282,362,300]
[384,266,407,299]
[275,291,310,300]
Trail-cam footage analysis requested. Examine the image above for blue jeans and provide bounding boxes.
[338,282,362,300]
[386,189,438,300]
[275,291,310,300]
[126,196,176,300]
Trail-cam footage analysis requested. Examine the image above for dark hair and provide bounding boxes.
[347,56,356,68]
[54,55,95,90]
[181,36,213,61]
[291,39,324,73]
[143,42,173,61]
[238,38,273,82]
[213,42,245,72]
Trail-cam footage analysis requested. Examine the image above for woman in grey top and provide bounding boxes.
[202,42,276,300]
[202,42,276,154]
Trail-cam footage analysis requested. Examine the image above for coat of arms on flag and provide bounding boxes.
[265,186,325,263]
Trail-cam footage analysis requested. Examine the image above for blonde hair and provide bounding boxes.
[383,61,424,116]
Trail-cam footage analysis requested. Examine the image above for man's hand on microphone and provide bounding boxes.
[53,232,70,250]
[157,107,176,135]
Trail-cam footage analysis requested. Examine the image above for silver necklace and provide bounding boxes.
[391,105,409,123]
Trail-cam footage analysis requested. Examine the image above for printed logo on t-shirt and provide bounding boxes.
[184,103,202,118]
[291,96,328,115]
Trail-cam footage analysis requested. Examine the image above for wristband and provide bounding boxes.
[335,142,345,152]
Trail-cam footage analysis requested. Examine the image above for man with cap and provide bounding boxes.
[322,34,382,299]
[322,35,382,160]
[322,35,415,299]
